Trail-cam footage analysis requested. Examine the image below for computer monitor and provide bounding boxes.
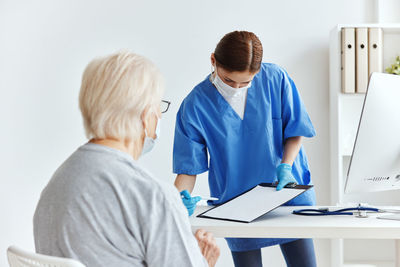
[345,72,400,193]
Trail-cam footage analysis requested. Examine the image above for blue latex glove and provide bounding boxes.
[276,163,297,191]
[180,190,201,216]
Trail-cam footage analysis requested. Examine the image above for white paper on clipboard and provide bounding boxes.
[197,184,312,223]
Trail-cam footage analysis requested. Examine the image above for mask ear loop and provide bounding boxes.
[141,108,152,139]
[211,64,218,84]
[143,110,160,139]
[142,119,149,138]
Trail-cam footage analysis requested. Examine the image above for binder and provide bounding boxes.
[341,28,355,93]
[368,28,383,76]
[355,28,369,93]
[197,183,313,223]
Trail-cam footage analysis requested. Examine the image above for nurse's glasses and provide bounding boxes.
[161,100,171,113]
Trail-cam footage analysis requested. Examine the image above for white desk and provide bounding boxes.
[190,205,400,266]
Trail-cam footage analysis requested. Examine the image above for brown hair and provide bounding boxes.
[214,31,263,73]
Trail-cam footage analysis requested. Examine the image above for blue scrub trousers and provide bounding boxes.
[230,239,316,267]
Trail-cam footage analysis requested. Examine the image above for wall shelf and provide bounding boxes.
[329,23,400,267]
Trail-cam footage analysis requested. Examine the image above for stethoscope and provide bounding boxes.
[293,204,386,218]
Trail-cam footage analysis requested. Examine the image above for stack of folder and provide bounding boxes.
[341,27,383,93]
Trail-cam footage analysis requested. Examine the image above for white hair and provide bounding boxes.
[79,50,164,141]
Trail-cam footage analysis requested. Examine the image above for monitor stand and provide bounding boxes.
[377,214,400,221]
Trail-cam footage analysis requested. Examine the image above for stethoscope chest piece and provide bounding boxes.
[355,209,369,218]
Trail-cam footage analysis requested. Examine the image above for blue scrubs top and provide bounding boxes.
[173,63,316,251]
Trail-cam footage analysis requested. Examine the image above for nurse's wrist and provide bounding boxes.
[278,163,292,170]
[280,158,294,165]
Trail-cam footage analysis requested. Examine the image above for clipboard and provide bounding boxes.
[197,183,313,223]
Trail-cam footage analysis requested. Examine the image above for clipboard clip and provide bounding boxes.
[271,181,298,188]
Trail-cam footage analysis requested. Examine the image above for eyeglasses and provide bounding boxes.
[161,100,171,113]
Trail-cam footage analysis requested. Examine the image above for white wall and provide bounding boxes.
[375,0,400,23]
[0,0,374,266]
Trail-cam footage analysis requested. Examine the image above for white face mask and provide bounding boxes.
[141,116,161,156]
[211,66,252,97]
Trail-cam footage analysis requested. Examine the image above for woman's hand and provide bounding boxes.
[277,136,302,190]
[195,229,220,267]
[180,190,201,216]
[276,163,297,190]
[176,174,199,216]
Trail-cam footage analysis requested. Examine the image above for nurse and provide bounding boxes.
[173,31,317,267]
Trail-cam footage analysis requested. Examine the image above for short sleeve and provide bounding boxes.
[173,107,208,175]
[281,71,316,140]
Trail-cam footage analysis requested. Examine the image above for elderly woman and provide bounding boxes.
[33,51,219,267]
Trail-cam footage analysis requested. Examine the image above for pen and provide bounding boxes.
[199,196,219,201]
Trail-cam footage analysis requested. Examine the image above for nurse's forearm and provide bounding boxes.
[174,174,197,193]
[281,136,302,166]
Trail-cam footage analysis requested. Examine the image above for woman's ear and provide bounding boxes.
[140,107,150,133]
[211,53,216,66]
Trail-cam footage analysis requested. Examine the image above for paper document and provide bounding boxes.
[197,183,312,223]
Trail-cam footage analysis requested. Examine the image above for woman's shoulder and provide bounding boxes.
[123,162,182,204]
[127,167,186,216]
[259,62,286,77]
[254,63,291,89]
[55,144,173,200]
[83,155,184,216]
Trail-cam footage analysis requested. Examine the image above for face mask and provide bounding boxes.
[141,116,161,156]
[212,66,252,97]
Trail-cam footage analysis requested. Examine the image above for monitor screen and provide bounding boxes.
[345,73,400,193]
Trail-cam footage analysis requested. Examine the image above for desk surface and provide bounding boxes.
[190,205,400,239]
